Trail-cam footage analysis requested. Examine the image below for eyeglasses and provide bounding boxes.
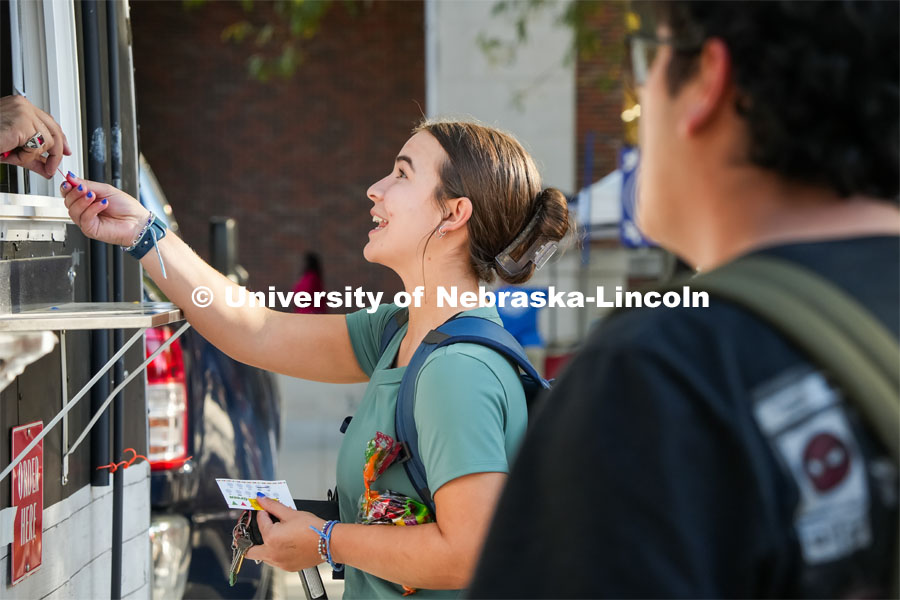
[625,33,702,88]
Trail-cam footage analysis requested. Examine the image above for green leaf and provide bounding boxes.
[256,24,275,46]
[247,54,266,79]
[221,21,253,43]
[184,0,372,82]
[474,1,627,112]
[515,17,527,42]
[277,44,299,77]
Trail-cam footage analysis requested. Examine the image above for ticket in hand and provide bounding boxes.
[216,478,297,511]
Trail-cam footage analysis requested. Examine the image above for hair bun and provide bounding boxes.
[535,187,552,206]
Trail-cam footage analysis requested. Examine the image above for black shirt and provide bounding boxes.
[468,237,899,599]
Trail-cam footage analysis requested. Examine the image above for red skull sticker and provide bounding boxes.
[803,432,851,492]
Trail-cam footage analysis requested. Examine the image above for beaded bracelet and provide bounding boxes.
[309,520,344,572]
[123,211,168,279]
[124,212,154,251]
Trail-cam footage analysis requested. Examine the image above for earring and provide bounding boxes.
[438,226,447,238]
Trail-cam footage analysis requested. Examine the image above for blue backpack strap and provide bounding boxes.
[378,307,409,357]
[427,317,550,390]
[394,316,549,516]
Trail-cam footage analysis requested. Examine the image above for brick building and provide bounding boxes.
[130,0,625,308]
[575,1,627,186]
[131,0,424,301]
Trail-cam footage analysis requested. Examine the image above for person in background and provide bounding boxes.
[469,2,898,598]
[292,252,327,314]
[0,94,70,178]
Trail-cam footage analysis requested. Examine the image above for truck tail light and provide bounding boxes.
[145,325,189,470]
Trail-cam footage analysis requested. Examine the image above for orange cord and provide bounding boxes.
[97,449,193,471]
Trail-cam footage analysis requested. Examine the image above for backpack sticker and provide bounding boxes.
[753,369,872,565]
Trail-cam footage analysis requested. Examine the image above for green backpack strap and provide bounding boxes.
[680,254,899,596]
[683,255,899,460]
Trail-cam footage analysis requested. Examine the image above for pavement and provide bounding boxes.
[272,374,369,600]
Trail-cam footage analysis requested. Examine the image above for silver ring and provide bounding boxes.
[24,132,44,150]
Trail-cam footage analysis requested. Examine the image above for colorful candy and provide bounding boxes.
[357,432,434,594]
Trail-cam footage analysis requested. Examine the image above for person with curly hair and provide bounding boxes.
[470,1,898,597]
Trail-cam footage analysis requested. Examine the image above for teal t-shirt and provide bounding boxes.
[337,303,528,598]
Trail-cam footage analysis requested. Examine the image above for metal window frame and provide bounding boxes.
[0,192,71,241]
[3,0,83,240]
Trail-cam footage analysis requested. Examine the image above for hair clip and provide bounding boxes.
[496,237,558,277]
[495,206,560,277]
[531,240,558,269]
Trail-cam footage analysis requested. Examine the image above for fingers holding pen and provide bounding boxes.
[61,176,89,208]
[61,173,125,205]
[61,176,108,228]
[61,173,96,203]
[59,173,149,246]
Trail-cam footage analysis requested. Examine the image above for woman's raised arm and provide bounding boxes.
[62,175,367,383]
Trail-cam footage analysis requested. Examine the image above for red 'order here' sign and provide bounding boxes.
[11,421,43,585]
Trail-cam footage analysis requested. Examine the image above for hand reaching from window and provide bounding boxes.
[0,95,71,178]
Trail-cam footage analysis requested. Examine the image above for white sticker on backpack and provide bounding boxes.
[753,369,871,565]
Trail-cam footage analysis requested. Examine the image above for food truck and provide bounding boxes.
[1,1,168,597]
[0,2,287,597]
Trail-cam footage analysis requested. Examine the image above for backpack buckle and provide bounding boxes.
[339,416,352,434]
[396,440,412,464]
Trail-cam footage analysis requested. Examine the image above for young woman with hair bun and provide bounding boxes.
[61,119,569,597]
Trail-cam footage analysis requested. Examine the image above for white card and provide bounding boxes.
[215,478,297,511]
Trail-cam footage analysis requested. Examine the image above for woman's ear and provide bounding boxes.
[438,197,473,233]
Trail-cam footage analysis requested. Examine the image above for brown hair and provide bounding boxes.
[415,119,570,284]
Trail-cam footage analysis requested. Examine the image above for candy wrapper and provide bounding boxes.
[362,432,402,487]
[358,489,432,527]
[357,432,434,595]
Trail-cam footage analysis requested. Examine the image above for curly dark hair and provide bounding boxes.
[646,1,899,200]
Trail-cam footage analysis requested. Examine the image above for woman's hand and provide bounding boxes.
[245,496,326,572]
[61,174,149,247]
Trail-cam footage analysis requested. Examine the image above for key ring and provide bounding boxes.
[232,513,250,547]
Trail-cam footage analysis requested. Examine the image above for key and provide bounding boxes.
[229,529,253,586]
